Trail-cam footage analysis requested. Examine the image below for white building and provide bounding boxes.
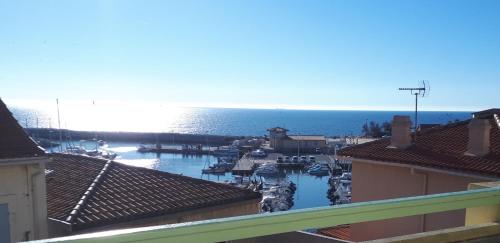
[267,127,326,153]
[0,99,49,242]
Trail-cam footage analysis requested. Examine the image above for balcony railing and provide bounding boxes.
[36,186,500,243]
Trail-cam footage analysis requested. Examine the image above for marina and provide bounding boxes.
[45,139,337,210]
[15,109,472,212]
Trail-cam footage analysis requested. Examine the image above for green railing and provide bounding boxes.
[36,186,500,243]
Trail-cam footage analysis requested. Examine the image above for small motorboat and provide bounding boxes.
[308,163,330,176]
[250,149,266,158]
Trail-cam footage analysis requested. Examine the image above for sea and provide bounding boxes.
[9,103,470,136]
[10,104,471,210]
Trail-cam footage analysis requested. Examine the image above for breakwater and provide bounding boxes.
[25,128,246,146]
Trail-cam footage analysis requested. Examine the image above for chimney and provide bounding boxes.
[465,118,491,156]
[388,115,412,149]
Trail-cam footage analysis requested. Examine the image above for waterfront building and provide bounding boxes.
[0,99,49,242]
[267,127,327,153]
[0,98,261,240]
[337,109,500,241]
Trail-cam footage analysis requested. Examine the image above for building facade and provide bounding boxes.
[268,127,326,153]
[0,99,49,242]
[338,110,500,241]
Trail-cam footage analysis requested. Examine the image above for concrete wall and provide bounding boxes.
[52,198,260,237]
[280,139,326,153]
[350,160,487,242]
[0,159,49,242]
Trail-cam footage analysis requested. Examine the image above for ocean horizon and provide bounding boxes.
[9,103,472,136]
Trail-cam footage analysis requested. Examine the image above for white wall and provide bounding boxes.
[0,159,48,242]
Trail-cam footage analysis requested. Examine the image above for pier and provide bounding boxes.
[232,156,257,175]
[25,128,246,146]
[137,147,213,155]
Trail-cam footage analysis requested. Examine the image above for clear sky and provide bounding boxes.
[1,0,499,111]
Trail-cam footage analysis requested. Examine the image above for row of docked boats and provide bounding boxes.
[202,145,241,175]
[222,175,296,213]
[260,181,296,212]
[255,162,333,177]
[327,172,352,205]
[63,140,117,160]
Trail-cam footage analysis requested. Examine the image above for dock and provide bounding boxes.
[138,147,213,155]
[232,156,256,175]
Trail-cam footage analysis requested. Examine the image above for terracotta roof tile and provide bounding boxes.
[0,98,45,159]
[338,116,500,178]
[46,153,260,231]
[317,224,351,241]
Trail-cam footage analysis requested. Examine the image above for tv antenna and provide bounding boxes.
[399,80,430,130]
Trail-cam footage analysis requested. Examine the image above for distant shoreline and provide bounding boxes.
[25,128,246,146]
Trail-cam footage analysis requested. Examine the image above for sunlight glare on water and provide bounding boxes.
[115,159,161,170]
[12,100,193,133]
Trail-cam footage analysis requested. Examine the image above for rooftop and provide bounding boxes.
[0,98,45,159]
[46,153,261,231]
[338,111,500,178]
[317,224,351,241]
[288,135,326,141]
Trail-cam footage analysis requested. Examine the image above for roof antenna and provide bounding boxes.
[399,80,430,131]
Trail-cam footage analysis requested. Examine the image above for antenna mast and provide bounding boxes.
[398,80,430,130]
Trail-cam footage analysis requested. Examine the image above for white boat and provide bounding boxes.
[255,163,279,176]
[308,163,330,176]
[250,149,266,158]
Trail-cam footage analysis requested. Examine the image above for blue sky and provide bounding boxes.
[1,0,499,111]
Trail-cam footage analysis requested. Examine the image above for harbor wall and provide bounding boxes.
[25,128,246,146]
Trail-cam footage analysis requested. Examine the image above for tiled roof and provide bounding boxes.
[0,98,45,159]
[317,224,351,241]
[46,153,261,231]
[338,115,500,178]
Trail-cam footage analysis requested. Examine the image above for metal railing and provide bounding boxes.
[36,186,500,243]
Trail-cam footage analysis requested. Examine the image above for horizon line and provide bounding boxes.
[3,98,486,113]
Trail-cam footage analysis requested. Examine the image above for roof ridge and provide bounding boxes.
[112,159,261,194]
[65,159,113,224]
[54,153,258,194]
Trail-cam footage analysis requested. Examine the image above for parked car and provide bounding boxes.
[292,156,299,163]
[277,156,283,163]
[284,156,291,162]
[300,156,307,163]
[309,156,316,163]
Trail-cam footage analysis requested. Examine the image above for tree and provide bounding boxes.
[362,120,391,138]
[382,121,392,136]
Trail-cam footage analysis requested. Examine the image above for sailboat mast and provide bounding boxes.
[56,99,63,152]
